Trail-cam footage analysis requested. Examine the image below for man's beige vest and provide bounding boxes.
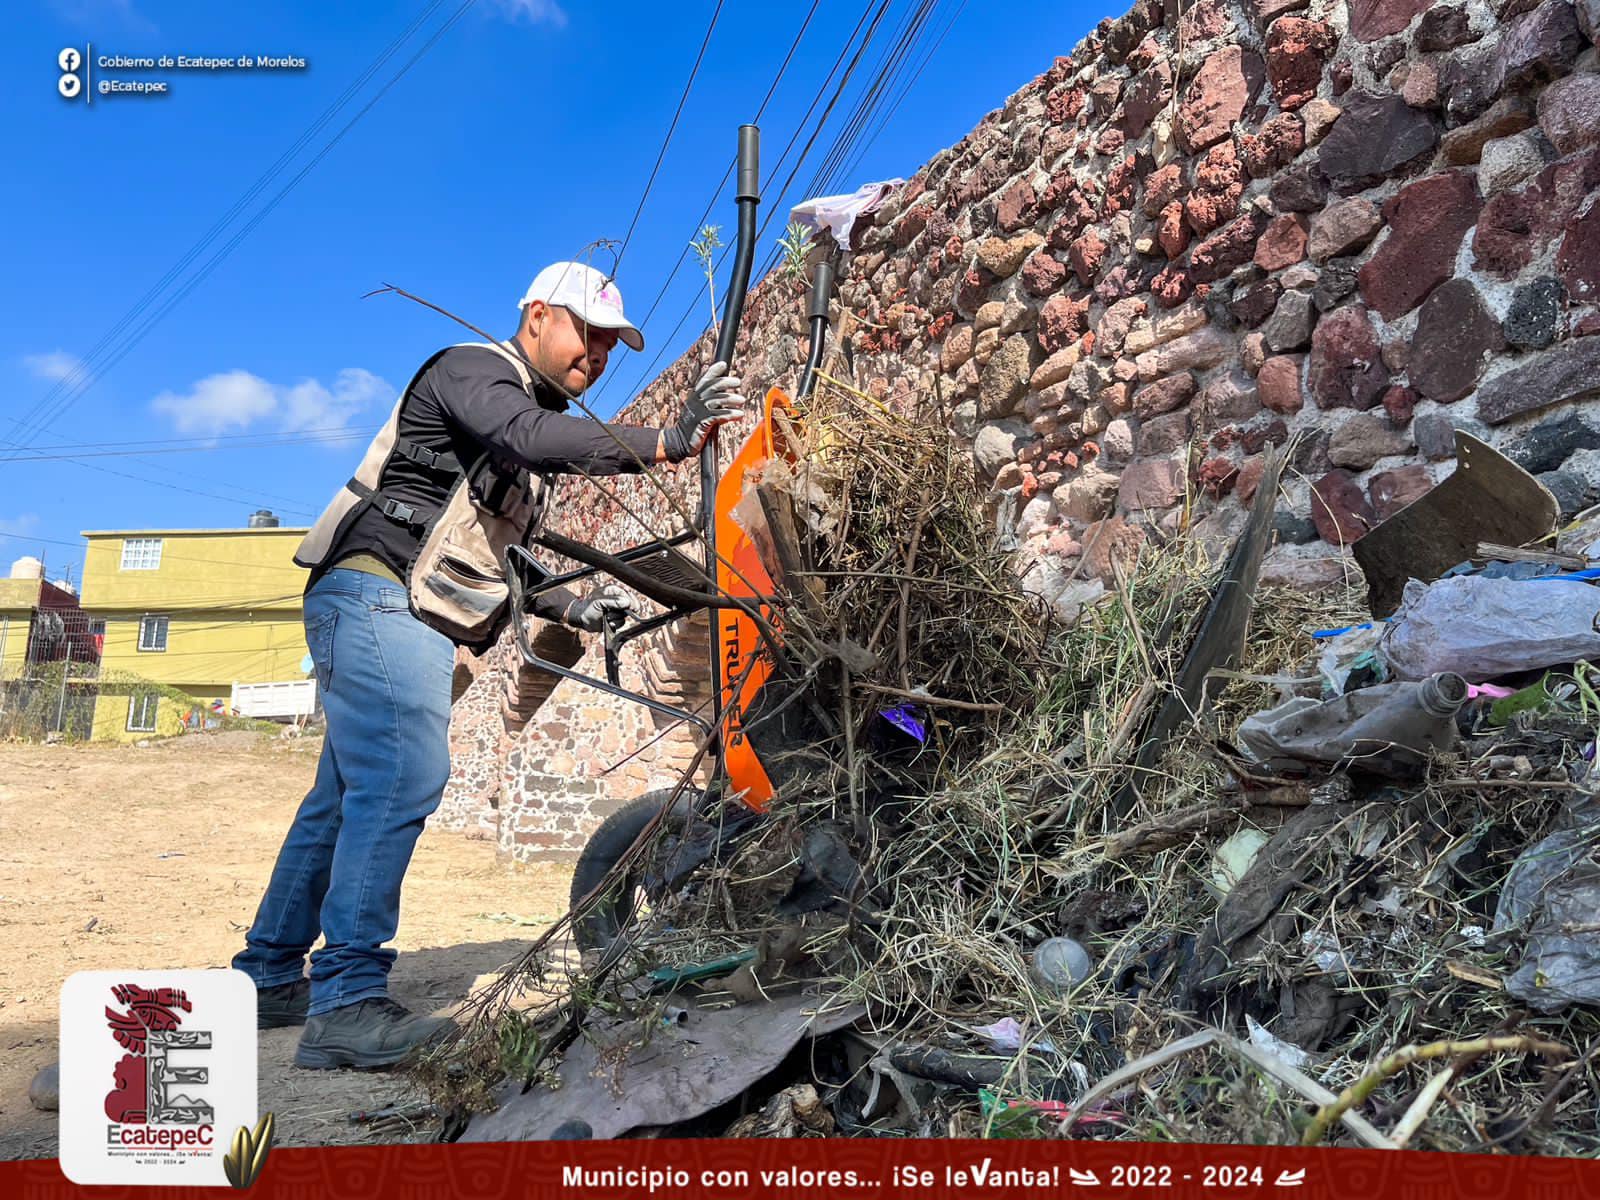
[295,341,554,648]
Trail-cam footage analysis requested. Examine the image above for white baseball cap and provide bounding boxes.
[518,261,644,351]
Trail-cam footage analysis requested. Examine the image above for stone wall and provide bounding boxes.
[444,0,1600,863]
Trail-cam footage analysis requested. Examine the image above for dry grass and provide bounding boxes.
[419,377,1600,1154]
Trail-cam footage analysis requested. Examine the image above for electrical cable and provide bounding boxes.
[599,0,895,409]
[5,0,451,450]
[11,425,378,453]
[619,0,822,328]
[614,0,726,267]
[801,0,934,202]
[0,531,312,574]
[0,445,322,518]
[748,0,945,284]
[840,0,970,184]
[771,0,941,266]
[0,430,329,514]
[7,0,486,456]
[4,430,371,463]
[585,0,827,413]
[596,0,890,412]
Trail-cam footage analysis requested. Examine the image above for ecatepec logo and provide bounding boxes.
[60,970,258,1187]
[104,983,214,1130]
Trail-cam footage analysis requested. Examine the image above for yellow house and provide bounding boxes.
[0,575,42,682]
[79,522,311,740]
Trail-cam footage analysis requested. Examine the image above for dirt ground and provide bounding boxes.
[0,732,571,1161]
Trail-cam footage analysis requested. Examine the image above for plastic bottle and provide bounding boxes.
[1238,672,1469,779]
[1029,937,1093,993]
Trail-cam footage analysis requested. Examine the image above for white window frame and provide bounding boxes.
[137,614,169,653]
[126,692,159,732]
[120,537,164,571]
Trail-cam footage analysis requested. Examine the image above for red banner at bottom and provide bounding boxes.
[6,1139,1600,1199]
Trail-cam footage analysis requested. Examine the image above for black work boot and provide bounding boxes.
[257,979,310,1030]
[293,997,455,1070]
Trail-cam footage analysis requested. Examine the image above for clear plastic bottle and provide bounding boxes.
[1029,937,1092,993]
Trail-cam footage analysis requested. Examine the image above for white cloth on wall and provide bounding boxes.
[789,179,906,247]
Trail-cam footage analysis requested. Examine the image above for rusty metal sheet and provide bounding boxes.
[461,989,864,1142]
[1354,432,1557,618]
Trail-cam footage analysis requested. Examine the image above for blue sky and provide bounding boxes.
[1,0,1110,585]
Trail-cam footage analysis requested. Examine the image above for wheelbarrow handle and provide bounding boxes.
[602,607,626,688]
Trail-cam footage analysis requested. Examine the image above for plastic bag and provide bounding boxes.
[1493,803,1600,1013]
[1379,575,1600,682]
[1314,623,1387,696]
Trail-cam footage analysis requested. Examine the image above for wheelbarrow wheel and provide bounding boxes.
[569,789,689,952]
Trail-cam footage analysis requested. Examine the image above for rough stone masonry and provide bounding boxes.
[437,0,1600,862]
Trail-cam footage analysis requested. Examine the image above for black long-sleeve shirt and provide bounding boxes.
[322,341,660,620]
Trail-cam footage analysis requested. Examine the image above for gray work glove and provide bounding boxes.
[661,361,747,462]
[564,584,637,633]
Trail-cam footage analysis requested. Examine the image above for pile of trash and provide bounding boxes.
[417,396,1600,1156]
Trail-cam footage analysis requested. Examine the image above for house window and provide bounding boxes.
[120,538,163,570]
[127,692,159,732]
[137,615,169,652]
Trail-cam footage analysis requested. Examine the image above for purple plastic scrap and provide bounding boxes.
[880,704,927,742]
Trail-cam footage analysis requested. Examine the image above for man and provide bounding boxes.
[232,261,743,1069]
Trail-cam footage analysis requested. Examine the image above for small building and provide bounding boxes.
[79,519,312,740]
[0,557,100,738]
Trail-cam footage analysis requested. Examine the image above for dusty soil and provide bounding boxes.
[0,732,571,1160]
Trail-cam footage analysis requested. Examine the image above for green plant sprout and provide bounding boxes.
[778,222,812,284]
[690,223,724,339]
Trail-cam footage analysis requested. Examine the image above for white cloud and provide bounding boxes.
[279,368,390,432]
[0,514,40,537]
[491,0,568,27]
[152,370,277,436]
[151,368,390,439]
[23,351,86,382]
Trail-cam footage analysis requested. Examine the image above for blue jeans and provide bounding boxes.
[232,568,454,1015]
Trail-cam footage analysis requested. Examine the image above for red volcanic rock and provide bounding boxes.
[1175,47,1266,154]
[1266,17,1337,110]
[1358,172,1482,320]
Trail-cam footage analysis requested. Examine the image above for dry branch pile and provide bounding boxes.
[419,376,1600,1155]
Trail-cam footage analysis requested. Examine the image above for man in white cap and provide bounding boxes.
[231,262,743,1068]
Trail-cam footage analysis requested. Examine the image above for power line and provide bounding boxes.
[94,602,307,622]
[4,430,371,463]
[5,0,450,451]
[807,0,939,201]
[707,0,937,364]
[615,0,726,266]
[593,0,883,410]
[840,0,970,184]
[800,0,930,202]
[748,0,946,287]
[19,425,378,453]
[597,0,894,410]
[7,0,484,456]
[0,531,310,573]
[0,441,322,518]
[0,425,330,513]
[604,0,823,358]
[761,0,942,277]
